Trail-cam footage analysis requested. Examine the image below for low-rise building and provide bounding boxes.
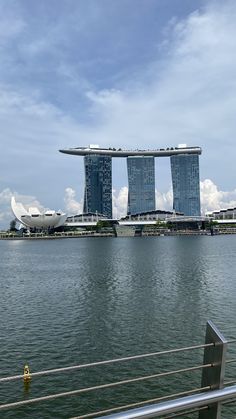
[206,208,236,220]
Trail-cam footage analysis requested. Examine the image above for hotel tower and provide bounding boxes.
[60,145,202,218]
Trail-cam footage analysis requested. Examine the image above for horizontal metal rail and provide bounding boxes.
[163,406,208,418]
[97,384,236,418]
[226,358,236,364]
[70,386,211,419]
[0,363,212,411]
[0,342,214,383]
[224,380,236,386]
[1,321,235,418]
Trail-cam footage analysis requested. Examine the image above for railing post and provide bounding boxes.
[199,321,227,419]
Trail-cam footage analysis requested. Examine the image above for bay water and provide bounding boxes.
[1,236,236,418]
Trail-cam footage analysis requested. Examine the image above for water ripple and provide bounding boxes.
[1,236,236,418]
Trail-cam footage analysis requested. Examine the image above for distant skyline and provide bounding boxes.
[1,0,236,228]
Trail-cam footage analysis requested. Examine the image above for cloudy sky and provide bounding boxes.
[1,0,236,227]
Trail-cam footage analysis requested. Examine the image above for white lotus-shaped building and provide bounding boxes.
[11,197,67,229]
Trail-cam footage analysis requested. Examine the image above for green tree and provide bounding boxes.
[156,220,166,229]
[166,221,173,230]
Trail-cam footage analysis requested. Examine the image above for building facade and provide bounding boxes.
[206,207,236,220]
[170,154,201,216]
[11,197,67,229]
[60,145,202,218]
[83,155,112,218]
[127,156,155,215]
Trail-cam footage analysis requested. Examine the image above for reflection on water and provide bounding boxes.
[0,236,236,418]
[23,380,31,396]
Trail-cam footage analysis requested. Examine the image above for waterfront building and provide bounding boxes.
[120,209,183,222]
[83,154,112,218]
[206,207,236,220]
[59,145,202,217]
[127,156,155,215]
[170,154,201,216]
[11,197,67,229]
[66,212,109,224]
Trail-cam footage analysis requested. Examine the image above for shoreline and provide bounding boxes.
[1,230,236,240]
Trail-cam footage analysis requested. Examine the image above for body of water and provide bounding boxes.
[0,236,236,418]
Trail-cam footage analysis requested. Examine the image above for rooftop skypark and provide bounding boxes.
[59,144,202,157]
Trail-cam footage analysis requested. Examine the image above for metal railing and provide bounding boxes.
[96,385,236,418]
[1,321,236,418]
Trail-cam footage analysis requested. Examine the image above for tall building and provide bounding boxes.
[83,154,112,218]
[60,145,202,218]
[170,154,201,216]
[127,156,155,215]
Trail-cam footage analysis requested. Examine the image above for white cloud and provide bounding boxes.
[0,188,13,223]
[112,187,128,219]
[62,186,128,219]
[63,179,236,221]
[156,188,173,211]
[200,179,236,214]
[1,179,236,228]
[111,180,236,220]
[0,189,47,227]
[64,187,83,215]
[64,186,161,220]
[155,179,236,215]
[78,0,236,190]
[0,86,63,119]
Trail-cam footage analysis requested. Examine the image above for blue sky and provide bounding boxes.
[1,0,236,227]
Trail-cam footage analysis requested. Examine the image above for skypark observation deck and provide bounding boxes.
[59,145,202,158]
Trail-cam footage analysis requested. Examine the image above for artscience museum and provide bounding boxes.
[11,197,67,229]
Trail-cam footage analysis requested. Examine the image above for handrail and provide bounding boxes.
[1,321,235,418]
[226,358,236,364]
[97,385,236,418]
[0,363,212,411]
[0,342,214,383]
[70,386,211,419]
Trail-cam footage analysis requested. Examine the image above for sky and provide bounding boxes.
[1,0,236,228]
